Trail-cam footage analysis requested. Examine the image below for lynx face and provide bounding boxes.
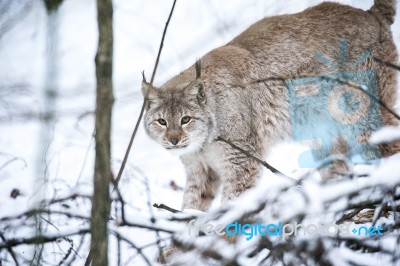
[142,80,215,156]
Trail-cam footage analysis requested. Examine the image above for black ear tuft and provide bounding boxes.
[195,60,201,79]
[142,70,147,83]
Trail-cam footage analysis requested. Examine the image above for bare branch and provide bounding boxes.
[57,237,73,266]
[119,220,176,234]
[153,203,181,213]
[373,57,400,72]
[0,157,27,172]
[216,136,295,181]
[320,74,400,121]
[0,229,90,249]
[232,60,400,122]
[115,0,178,187]
[0,232,20,266]
[111,230,152,266]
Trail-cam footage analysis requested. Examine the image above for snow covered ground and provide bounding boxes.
[1,0,400,265]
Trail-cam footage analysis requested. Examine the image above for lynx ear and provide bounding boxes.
[141,71,157,99]
[141,81,152,98]
[141,79,159,99]
[141,81,159,109]
[185,80,206,104]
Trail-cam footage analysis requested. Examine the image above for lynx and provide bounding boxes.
[143,0,398,212]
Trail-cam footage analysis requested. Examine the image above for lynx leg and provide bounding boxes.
[215,140,264,203]
[159,158,220,264]
[181,154,220,211]
[318,136,350,179]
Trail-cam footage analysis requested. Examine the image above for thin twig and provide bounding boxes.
[139,236,173,250]
[116,233,121,266]
[320,74,400,121]
[109,176,127,222]
[372,201,388,226]
[66,233,86,265]
[123,237,173,265]
[57,238,73,266]
[141,171,165,262]
[111,230,152,266]
[0,209,90,223]
[84,248,92,266]
[216,136,295,181]
[232,63,400,123]
[0,157,26,172]
[335,208,363,224]
[0,233,20,266]
[153,203,181,213]
[0,229,90,249]
[120,220,175,234]
[114,0,177,186]
[74,128,95,189]
[344,193,400,212]
[373,57,400,71]
[47,193,92,205]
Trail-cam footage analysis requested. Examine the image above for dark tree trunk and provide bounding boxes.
[91,0,114,265]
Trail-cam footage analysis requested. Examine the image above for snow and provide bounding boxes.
[1,0,400,265]
[370,126,400,144]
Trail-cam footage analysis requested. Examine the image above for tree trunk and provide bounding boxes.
[91,0,114,265]
[33,1,63,264]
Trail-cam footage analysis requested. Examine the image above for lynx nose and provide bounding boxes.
[170,138,179,145]
[167,130,182,146]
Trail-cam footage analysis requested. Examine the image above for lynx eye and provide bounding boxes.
[157,118,167,126]
[181,116,191,125]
